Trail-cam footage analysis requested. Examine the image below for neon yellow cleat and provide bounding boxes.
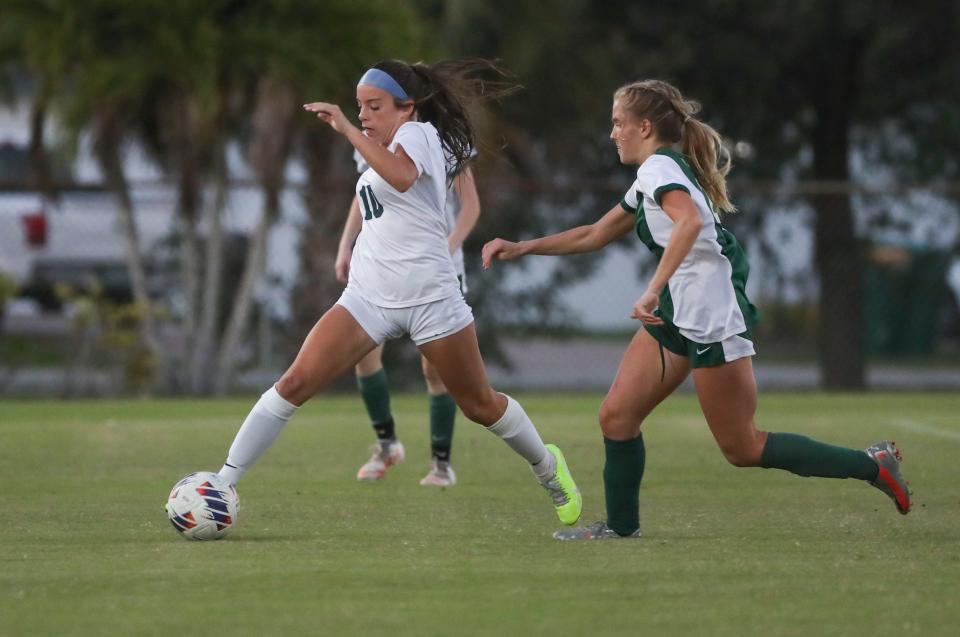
[541,444,582,525]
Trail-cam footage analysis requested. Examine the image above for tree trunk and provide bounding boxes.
[810,19,867,390]
[212,75,298,394]
[174,100,203,369]
[28,84,58,205]
[289,130,354,354]
[191,149,228,394]
[177,173,202,379]
[92,114,162,379]
[213,188,275,395]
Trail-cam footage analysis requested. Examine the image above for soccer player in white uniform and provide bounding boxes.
[334,147,480,487]
[483,79,911,540]
[215,59,582,527]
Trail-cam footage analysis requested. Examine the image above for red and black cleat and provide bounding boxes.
[865,440,912,515]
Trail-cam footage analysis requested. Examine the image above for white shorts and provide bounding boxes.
[337,288,475,346]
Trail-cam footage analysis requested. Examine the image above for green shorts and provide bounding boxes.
[643,317,755,369]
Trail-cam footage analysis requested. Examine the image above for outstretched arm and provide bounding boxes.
[304,102,419,192]
[447,167,480,254]
[482,203,634,268]
[334,196,362,283]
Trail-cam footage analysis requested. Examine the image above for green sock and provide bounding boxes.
[429,393,456,461]
[760,432,878,481]
[604,434,645,536]
[357,370,393,437]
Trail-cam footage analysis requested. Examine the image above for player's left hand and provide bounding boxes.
[304,102,353,135]
[631,290,663,325]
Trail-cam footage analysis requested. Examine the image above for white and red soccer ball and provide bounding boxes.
[165,471,239,540]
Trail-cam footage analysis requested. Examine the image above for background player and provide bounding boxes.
[335,148,480,487]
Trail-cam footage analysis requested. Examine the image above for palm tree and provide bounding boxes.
[128,1,233,393]
[0,1,76,203]
[212,0,425,393]
[214,73,300,394]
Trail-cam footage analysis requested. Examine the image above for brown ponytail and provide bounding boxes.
[614,80,736,213]
[372,59,518,176]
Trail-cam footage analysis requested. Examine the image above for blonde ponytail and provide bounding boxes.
[614,80,736,213]
[681,118,736,213]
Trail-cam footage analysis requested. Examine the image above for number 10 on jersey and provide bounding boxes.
[359,185,384,220]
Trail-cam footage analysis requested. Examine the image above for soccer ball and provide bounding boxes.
[165,471,239,540]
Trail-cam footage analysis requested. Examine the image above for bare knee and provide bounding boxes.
[719,446,757,467]
[276,367,316,407]
[457,389,503,426]
[598,397,643,440]
[717,432,767,468]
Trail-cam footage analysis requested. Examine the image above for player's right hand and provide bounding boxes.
[304,102,352,135]
[631,290,664,325]
[481,238,525,269]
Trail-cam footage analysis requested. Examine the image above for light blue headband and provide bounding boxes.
[358,68,410,101]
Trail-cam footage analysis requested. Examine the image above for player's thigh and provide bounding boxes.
[278,305,378,405]
[417,323,503,425]
[692,357,765,466]
[601,329,690,440]
[355,343,385,376]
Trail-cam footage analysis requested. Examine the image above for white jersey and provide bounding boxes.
[347,121,460,308]
[621,148,754,343]
[353,142,471,280]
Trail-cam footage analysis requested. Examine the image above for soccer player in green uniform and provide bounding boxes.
[335,150,480,487]
[483,79,911,539]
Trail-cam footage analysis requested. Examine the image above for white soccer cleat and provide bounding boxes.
[419,460,456,487]
[356,440,405,482]
[553,520,641,541]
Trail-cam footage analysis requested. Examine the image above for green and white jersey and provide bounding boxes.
[620,148,758,344]
[440,147,477,280]
[348,121,460,308]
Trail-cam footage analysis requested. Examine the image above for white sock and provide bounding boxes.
[531,447,556,482]
[219,385,298,485]
[487,394,551,474]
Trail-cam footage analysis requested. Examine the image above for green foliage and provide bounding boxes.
[4,1,958,387]
[0,334,66,366]
[753,299,818,354]
[2,0,431,393]
[56,283,155,394]
[1,0,428,168]
[0,271,65,367]
[0,271,16,306]
[437,0,960,384]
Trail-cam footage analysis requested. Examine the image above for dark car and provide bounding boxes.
[19,258,133,311]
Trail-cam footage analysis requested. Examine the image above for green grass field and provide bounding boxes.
[2,392,958,636]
